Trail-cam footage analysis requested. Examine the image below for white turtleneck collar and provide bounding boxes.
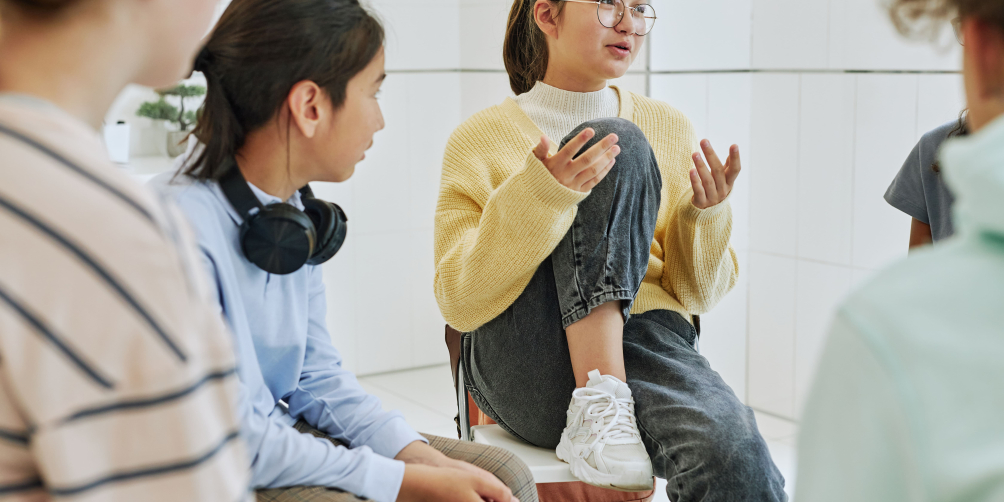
[513,81,620,146]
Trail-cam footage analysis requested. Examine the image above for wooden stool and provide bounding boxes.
[446,326,655,502]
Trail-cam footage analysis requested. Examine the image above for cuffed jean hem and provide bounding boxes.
[560,288,636,329]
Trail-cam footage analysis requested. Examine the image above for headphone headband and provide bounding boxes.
[218,157,264,218]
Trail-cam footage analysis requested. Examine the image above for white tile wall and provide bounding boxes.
[828,0,961,71]
[370,0,461,70]
[751,0,829,70]
[649,0,752,71]
[749,74,799,258]
[747,252,797,417]
[793,261,852,416]
[796,74,855,266]
[917,73,967,137]
[460,0,511,70]
[852,74,915,271]
[649,74,708,138]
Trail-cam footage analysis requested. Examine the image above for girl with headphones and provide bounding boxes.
[156,0,534,501]
[433,0,786,499]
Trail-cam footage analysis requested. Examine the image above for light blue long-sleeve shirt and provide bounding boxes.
[152,173,425,502]
[796,114,1004,501]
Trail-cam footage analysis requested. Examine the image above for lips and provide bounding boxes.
[607,40,633,52]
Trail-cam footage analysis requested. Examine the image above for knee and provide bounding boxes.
[562,117,650,154]
[479,444,537,500]
[698,407,778,480]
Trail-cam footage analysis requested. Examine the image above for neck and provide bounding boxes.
[0,9,139,129]
[235,121,308,202]
[542,62,606,93]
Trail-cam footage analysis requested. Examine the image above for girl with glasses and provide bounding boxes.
[434,0,786,499]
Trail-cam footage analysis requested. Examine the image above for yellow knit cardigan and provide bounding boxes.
[434,87,738,333]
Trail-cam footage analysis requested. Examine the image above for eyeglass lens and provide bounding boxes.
[597,0,656,36]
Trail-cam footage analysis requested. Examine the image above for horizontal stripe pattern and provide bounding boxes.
[50,430,241,496]
[0,123,154,225]
[0,282,115,389]
[0,98,249,501]
[64,367,236,423]
[0,193,187,363]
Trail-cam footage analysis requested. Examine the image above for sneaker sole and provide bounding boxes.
[555,434,655,492]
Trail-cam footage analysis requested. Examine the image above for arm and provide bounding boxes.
[197,251,408,502]
[661,136,740,314]
[796,310,927,502]
[909,218,933,249]
[285,265,425,458]
[433,136,587,332]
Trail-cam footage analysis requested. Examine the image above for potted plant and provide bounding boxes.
[136,84,205,157]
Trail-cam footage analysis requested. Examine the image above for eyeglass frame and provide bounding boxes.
[561,0,658,36]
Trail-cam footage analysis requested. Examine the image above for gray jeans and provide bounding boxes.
[463,118,787,501]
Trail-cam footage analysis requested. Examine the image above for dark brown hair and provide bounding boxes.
[184,0,384,181]
[1,0,82,15]
[503,0,566,95]
[889,0,1004,38]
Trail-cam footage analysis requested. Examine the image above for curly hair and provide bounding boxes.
[889,0,1004,39]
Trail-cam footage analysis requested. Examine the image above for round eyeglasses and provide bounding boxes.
[563,0,657,36]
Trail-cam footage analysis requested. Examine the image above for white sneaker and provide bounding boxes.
[555,370,654,491]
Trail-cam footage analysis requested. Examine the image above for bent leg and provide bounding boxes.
[424,434,539,502]
[553,117,662,386]
[466,117,661,447]
[624,311,787,502]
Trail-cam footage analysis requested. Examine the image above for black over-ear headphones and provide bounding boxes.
[218,158,347,275]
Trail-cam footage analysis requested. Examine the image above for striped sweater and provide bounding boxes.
[0,95,249,502]
[434,87,738,332]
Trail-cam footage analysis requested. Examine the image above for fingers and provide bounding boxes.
[554,128,596,164]
[570,141,619,187]
[692,151,716,204]
[471,473,513,502]
[578,157,616,192]
[572,133,619,169]
[724,144,742,187]
[700,140,728,195]
[533,135,550,162]
[690,167,708,208]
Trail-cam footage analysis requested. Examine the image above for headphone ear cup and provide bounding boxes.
[240,205,317,275]
[302,198,347,266]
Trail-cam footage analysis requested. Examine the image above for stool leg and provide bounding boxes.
[458,363,472,441]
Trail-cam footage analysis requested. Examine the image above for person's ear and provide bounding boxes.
[534,0,560,40]
[966,19,1004,100]
[287,80,324,139]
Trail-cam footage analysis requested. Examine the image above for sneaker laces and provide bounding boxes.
[570,386,639,454]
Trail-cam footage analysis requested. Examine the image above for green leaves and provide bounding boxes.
[136,98,178,121]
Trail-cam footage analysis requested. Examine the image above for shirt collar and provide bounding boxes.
[214,179,306,227]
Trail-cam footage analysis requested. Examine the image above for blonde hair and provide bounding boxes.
[889,0,1004,38]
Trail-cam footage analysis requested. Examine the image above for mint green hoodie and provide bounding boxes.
[795,114,1004,501]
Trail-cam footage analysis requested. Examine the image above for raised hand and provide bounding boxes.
[690,139,741,209]
[533,128,620,193]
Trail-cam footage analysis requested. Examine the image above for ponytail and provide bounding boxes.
[187,47,246,181]
[503,0,564,95]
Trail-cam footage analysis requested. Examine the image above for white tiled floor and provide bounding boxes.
[359,363,798,501]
